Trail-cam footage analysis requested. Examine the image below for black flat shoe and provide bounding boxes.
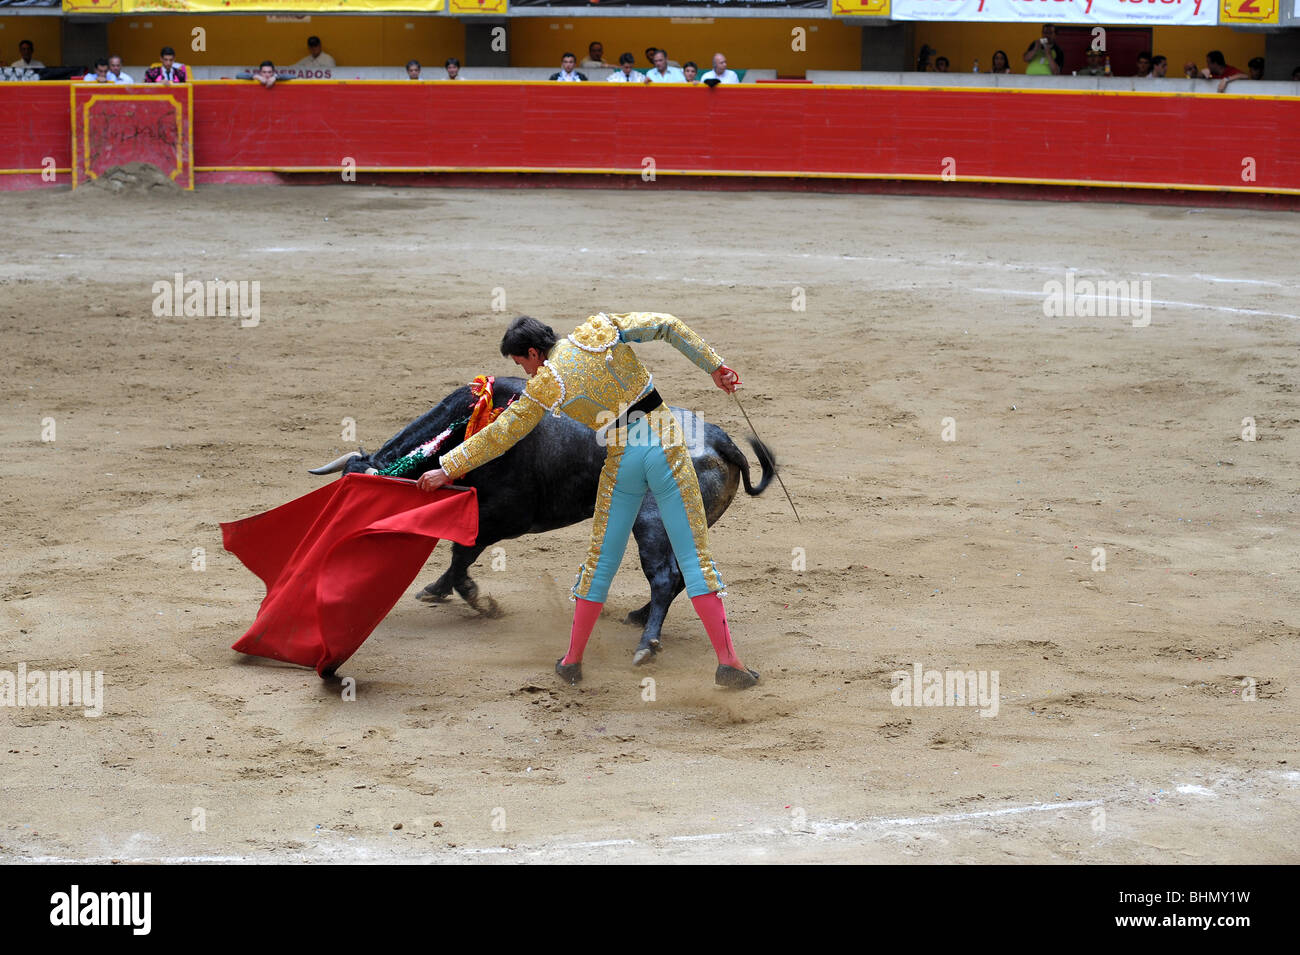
[715,664,760,689]
[556,658,583,685]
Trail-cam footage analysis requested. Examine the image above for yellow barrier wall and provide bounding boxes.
[510,16,863,74]
[0,17,63,67]
[910,23,1265,75]
[105,15,463,69]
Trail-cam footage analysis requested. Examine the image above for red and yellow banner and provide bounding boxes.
[107,0,444,10]
[62,0,122,12]
[1219,0,1279,23]
[448,0,506,11]
[833,0,889,15]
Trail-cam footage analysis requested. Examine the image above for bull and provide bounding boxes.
[309,377,774,665]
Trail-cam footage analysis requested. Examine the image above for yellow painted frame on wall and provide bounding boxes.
[70,84,194,191]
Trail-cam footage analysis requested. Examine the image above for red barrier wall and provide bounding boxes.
[0,84,72,187]
[4,81,1298,196]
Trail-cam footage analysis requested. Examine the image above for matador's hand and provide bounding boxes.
[417,468,450,492]
[712,365,741,393]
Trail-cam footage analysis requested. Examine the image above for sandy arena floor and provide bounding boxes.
[1,184,1297,863]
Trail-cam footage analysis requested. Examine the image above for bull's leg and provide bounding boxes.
[630,514,687,665]
[415,567,455,604]
[624,601,652,627]
[447,543,503,618]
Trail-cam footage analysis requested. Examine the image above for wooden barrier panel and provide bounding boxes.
[71,84,194,190]
[0,83,72,187]
[3,81,1298,195]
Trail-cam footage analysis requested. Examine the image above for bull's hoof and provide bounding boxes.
[320,666,338,680]
[632,641,660,666]
[715,664,760,690]
[555,658,582,685]
[415,588,450,604]
[624,607,650,627]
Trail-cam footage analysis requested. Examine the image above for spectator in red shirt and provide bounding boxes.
[1200,51,1242,81]
[1218,56,1265,92]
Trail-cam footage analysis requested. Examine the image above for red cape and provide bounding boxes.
[222,474,478,675]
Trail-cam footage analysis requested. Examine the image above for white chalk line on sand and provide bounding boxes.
[240,241,1291,292]
[973,287,1300,321]
[7,796,1105,864]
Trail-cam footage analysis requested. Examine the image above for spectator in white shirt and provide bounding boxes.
[444,58,461,80]
[550,53,587,82]
[293,36,336,71]
[644,47,680,69]
[581,42,611,70]
[683,61,699,84]
[108,55,134,84]
[607,52,647,83]
[645,50,685,84]
[701,53,739,85]
[406,60,422,80]
[11,40,45,70]
[83,59,112,83]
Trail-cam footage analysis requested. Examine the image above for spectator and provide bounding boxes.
[253,61,278,88]
[83,58,111,83]
[1219,56,1264,92]
[1135,51,1152,77]
[444,57,461,80]
[990,50,1012,74]
[701,52,738,85]
[1151,55,1168,78]
[702,53,739,83]
[683,61,699,84]
[645,49,685,83]
[645,46,680,69]
[294,36,336,71]
[1184,61,1200,79]
[406,60,422,80]
[581,42,610,69]
[607,52,647,83]
[1292,66,1300,81]
[108,55,133,84]
[1023,24,1063,75]
[1076,49,1106,76]
[550,53,587,82]
[144,47,187,84]
[934,56,950,73]
[1200,50,1241,81]
[11,40,44,70]
[916,44,935,72]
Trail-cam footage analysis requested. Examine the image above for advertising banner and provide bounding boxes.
[118,0,443,12]
[510,0,826,8]
[885,0,1215,24]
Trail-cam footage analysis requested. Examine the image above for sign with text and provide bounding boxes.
[1219,0,1278,22]
[886,0,1214,23]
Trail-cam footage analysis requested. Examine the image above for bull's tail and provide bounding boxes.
[717,432,776,497]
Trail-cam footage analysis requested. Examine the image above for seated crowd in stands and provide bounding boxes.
[18,27,1298,89]
[919,25,1289,91]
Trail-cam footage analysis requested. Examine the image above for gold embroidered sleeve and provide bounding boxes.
[438,370,561,479]
[605,312,724,373]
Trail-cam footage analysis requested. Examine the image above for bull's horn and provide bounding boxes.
[308,450,363,475]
